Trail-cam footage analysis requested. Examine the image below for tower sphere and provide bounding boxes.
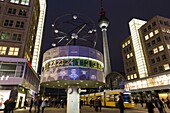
[98,17,109,29]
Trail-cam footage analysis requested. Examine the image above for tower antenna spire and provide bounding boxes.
[98,0,111,77]
[100,0,106,18]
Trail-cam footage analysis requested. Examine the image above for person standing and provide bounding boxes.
[154,97,164,113]
[4,99,10,113]
[37,98,42,113]
[29,98,33,112]
[146,97,155,113]
[118,96,124,113]
[94,98,99,112]
[41,99,46,113]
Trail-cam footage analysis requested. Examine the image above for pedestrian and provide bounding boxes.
[145,97,155,113]
[94,98,99,112]
[9,98,15,113]
[118,96,124,113]
[154,96,164,113]
[33,99,38,113]
[37,98,42,113]
[29,98,33,112]
[4,99,10,113]
[41,99,46,113]
[140,98,144,107]
[98,98,102,112]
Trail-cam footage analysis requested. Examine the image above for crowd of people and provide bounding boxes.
[133,96,170,113]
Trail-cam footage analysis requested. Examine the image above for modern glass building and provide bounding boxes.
[122,16,170,98]
[0,0,46,109]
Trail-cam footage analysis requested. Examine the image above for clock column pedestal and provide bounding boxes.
[67,86,80,113]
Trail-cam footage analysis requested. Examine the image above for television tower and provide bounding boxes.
[98,0,111,76]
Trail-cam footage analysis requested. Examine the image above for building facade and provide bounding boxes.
[122,16,170,98]
[0,0,46,109]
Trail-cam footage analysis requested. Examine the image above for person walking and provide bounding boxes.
[145,97,155,113]
[98,98,102,112]
[118,96,124,113]
[4,99,10,113]
[29,98,33,112]
[41,99,46,113]
[154,96,164,113]
[94,98,99,112]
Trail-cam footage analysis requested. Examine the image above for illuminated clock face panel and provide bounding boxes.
[41,46,104,83]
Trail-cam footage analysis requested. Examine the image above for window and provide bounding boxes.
[133,66,136,70]
[148,25,151,30]
[158,45,164,51]
[152,22,156,27]
[18,9,27,16]
[7,8,16,14]
[149,32,154,38]
[122,44,125,48]
[151,59,155,64]
[167,44,170,49]
[127,40,130,44]
[162,54,166,60]
[131,75,133,79]
[0,46,7,55]
[10,0,19,4]
[147,42,151,47]
[0,32,10,40]
[143,28,147,33]
[15,21,24,28]
[162,28,166,32]
[130,52,133,57]
[127,54,130,59]
[149,50,153,55]
[8,47,19,56]
[156,37,161,42]
[12,33,21,41]
[164,36,168,40]
[21,0,30,5]
[153,48,158,54]
[160,20,163,25]
[164,64,170,70]
[154,29,159,35]
[152,40,156,45]
[159,66,164,71]
[134,74,137,78]
[4,20,13,26]
[127,76,130,80]
[156,57,160,62]
[145,35,149,40]
[153,68,157,73]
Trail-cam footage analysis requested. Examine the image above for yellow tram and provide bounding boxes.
[80,89,135,108]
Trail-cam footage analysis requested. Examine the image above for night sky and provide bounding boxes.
[39,0,170,73]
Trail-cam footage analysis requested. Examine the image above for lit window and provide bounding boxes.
[21,0,30,5]
[145,35,149,40]
[128,40,130,44]
[154,29,159,35]
[0,32,10,40]
[164,64,170,70]
[131,75,133,79]
[158,45,164,51]
[8,47,19,56]
[167,44,170,49]
[125,42,127,46]
[122,44,125,48]
[127,54,130,59]
[153,48,158,54]
[0,46,7,55]
[10,0,19,4]
[128,76,130,80]
[167,29,170,33]
[130,52,133,57]
[149,32,154,38]
[134,74,137,78]
[162,28,166,32]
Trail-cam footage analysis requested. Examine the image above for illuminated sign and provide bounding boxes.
[43,58,103,71]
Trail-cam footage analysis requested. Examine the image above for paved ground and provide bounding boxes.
[0,104,169,113]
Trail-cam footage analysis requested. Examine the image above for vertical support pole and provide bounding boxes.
[67,86,80,113]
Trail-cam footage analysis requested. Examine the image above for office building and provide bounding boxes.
[0,0,46,109]
[122,16,170,98]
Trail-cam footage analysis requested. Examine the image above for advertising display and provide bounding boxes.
[0,90,11,109]
[41,46,105,85]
